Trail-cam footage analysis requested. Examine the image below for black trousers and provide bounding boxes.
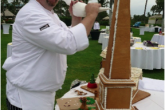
[6,98,22,110]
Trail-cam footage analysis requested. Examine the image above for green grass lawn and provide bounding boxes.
[1,28,164,110]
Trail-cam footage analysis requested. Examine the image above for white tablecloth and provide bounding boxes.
[151,34,164,45]
[139,26,161,35]
[102,36,109,50]
[133,37,141,43]
[7,42,12,58]
[131,43,164,70]
[2,24,10,34]
[139,26,145,35]
[98,33,107,43]
[134,77,164,110]
[100,29,106,32]
[144,27,155,32]
[149,27,155,32]
[101,36,142,50]
[133,89,164,110]
[55,78,164,110]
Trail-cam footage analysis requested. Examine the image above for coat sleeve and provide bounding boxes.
[21,13,89,55]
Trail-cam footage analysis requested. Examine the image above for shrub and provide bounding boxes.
[154,24,161,27]
[59,17,71,26]
[96,11,108,22]
[5,19,14,23]
[140,23,145,26]
[99,20,109,26]
[1,19,3,23]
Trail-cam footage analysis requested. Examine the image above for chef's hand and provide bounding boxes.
[81,3,101,35]
[69,0,83,26]
[85,3,101,18]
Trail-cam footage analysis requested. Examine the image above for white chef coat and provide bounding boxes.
[93,22,100,30]
[3,0,89,109]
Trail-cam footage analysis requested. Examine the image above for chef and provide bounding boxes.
[93,21,100,31]
[2,0,101,110]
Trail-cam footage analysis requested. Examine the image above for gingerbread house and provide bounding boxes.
[95,0,136,109]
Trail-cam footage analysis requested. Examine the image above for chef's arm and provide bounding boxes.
[81,3,101,35]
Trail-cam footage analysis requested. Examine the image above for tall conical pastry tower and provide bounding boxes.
[96,0,136,110]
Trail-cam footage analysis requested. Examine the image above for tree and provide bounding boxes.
[151,5,157,15]
[147,12,151,17]
[1,0,31,21]
[21,0,29,3]
[54,0,70,17]
[84,0,89,4]
[144,0,148,16]
[156,0,165,31]
[98,0,109,7]
[1,0,9,19]
[98,0,105,6]
[96,11,108,22]
[8,0,22,15]
[132,15,148,25]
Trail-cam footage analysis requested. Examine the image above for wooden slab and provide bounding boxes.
[81,85,99,94]
[57,97,95,110]
[132,90,151,104]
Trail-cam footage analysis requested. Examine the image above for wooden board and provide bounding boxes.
[57,97,95,110]
[132,90,151,104]
[81,85,99,94]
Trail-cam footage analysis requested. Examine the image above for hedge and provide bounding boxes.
[99,20,109,26]
[59,17,71,26]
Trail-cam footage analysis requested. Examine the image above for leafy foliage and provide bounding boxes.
[99,20,109,26]
[80,97,95,105]
[131,15,149,26]
[150,0,164,31]
[1,0,9,19]
[5,19,14,23]
[83,0,90,4]
[1,19,3,23]
[89,74,95,83]
[97,0,110,7]
[54,0,70,17]
[59,17,71,26]
[1,0,29,19]
[151,0,164,14]
[144,0,148,16]
[96,11,108,26]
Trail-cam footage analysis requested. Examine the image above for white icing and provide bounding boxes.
[101,82,104,105]
[132,90,139,100]
[109,0,120,79]
[96,100,101,110]
[100,47,107,58]
[104,87,107,109]
[102,73,132,81]
[102,85,105,105]
[96,68,142,85]
[100,74,135,84]
[99,83,102,103]
[129,88,133,109]
[96,68,104,83]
